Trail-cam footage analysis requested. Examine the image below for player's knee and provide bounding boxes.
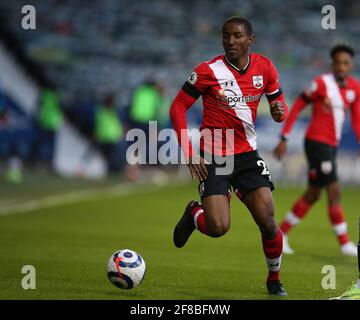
[259,216,277,239]
[328,187,341,205]
[207,219,230,238]
[304,191,321,204]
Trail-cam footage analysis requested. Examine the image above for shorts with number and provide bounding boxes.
[198,150,275,201]
[305,139,337,187]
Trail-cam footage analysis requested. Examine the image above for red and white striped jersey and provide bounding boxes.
[169,53,288,157]
[282,73,360,146]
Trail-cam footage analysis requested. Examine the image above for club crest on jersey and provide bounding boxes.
[346,89,355,103]
[252,75,263,89]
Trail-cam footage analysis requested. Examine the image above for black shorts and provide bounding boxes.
[198,150,275,201]
[304,139,337,187]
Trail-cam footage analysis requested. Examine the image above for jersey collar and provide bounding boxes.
[333,74,347,88]
[224,54,251,74]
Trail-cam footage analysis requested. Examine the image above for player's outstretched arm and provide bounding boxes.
[169,89,208,181]
[272,94,309,160]
[273,139,287,161]
[169,89,196,158]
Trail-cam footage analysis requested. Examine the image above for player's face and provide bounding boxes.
[332,52,353,80]
[222,23,253,61]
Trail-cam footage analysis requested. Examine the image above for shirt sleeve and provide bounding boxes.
[281,95,309,138]
[301,77,326,102]
[170,63,211,159]
[265,60,289,122]
[181,62,211,99]
[169,87,198,159]
[281,77,326,139]
[265,60,283,101]
[350,85,360,143]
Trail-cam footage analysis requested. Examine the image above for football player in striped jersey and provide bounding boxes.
[273,45,360,256]
[170,17,289,296]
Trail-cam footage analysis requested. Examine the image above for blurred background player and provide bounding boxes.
[170,17,289,296]
[94,93,126,173]
[273,45,360,256]
[127,80,170,181]
[0,91,27,183]
[35,82,63,171]
[128,80,165,161]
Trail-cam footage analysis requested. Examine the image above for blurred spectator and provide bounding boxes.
[156,84,171,130]
[2,0,359,110]
[128,80,169,162]
[4,156,23,183]
[94,93,126,173]
[0,92,26,183]
[35,83,63,169]
[0,94,9,124]
[129,80,164,130]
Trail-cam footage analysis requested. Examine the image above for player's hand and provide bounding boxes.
[273,140,287,160]
[270,100,285,122]
[322,97,332,113]
[187,154,208,182]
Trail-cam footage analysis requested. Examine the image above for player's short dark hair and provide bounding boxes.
[330,44,355,59]
[223,16,253,35]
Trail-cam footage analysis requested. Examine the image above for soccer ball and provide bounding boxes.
[106,249,146,289]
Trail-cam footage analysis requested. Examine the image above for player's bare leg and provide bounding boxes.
[173,195,230,248]
[242,187,287,296]
[201,195,230,237]
[326,181,357,256]
[279,184,322,254]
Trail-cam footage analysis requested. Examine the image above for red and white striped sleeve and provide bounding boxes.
[281,77,325,139]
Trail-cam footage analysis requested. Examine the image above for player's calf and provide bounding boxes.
[173,199,230,248]
[242,188,286,294]
[262,229,287,295]
[206,219,230,238]
[279,195,314,235]
[258,217,278,240]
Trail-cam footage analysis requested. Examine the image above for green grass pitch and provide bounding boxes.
[0,176,358,300]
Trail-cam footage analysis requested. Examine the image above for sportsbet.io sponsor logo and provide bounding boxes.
[216,89,261,109]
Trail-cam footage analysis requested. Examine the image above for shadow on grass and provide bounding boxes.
[104,290,148,299]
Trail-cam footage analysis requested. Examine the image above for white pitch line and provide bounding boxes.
[0,182,151,216]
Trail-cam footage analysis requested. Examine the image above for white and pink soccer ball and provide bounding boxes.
[107,249,146,289]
